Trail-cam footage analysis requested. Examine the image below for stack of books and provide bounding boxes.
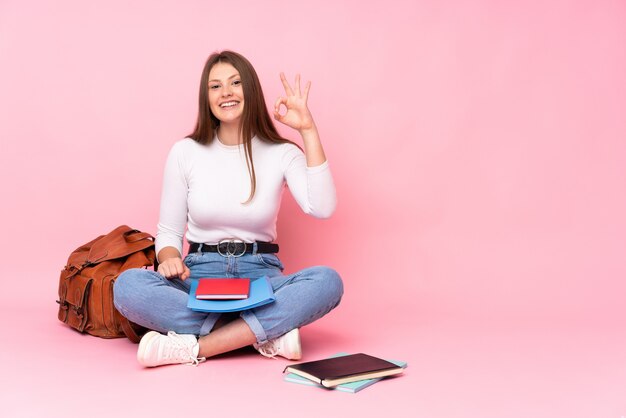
[283,352,407,393]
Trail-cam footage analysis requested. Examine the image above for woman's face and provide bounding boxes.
[208,62,244,126]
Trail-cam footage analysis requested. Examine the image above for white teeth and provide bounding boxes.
[220,101,238,108]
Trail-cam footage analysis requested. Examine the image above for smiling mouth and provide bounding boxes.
[220,101,240,108]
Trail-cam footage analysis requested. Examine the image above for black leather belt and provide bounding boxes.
[189,240,279,256]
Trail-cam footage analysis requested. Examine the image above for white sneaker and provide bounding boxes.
[254,328,302,360]
[137,331,205,367]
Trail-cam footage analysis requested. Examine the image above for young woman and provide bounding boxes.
[113,50,343,367]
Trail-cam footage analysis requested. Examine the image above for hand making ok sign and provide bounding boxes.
[274,73,316,133]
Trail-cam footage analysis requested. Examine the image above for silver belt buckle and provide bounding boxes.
[217,239,247,257]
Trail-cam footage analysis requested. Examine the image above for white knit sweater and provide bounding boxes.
[155,136,336,255]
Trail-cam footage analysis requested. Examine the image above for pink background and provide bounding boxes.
[1,1,625,417]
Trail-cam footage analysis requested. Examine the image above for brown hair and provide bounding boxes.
[188,50,299,203]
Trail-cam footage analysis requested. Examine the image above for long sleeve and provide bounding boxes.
[155,142,189,256]
[282,145,337,218]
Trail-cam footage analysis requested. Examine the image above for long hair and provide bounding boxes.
[188,50,299,203]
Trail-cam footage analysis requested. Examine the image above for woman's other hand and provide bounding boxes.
[274,73,315,133]
[157,256,191,280]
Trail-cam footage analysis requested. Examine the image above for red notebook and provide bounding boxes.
[195,278,251,300]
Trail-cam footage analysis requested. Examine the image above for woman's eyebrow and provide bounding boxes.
[208,73,240,83]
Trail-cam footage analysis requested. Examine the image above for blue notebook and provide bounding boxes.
[283,353,408,393]
[187,276,275,312]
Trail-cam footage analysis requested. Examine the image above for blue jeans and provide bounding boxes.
[113,251,343,344]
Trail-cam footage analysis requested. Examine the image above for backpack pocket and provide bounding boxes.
[57,273,93,332]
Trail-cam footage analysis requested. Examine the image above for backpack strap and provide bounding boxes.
[119,317,144,343]
[87,226,155,265]
[123,229,153,243]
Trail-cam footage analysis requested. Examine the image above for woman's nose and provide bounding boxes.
[222,85,232,97]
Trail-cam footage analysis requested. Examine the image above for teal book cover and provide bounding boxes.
[283,353,408,393]
[187,276,275,312]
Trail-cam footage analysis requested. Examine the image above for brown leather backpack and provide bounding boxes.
[57,225,157,343]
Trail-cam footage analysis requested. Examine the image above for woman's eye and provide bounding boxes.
[233,80,241,86]
[209,84,220,89]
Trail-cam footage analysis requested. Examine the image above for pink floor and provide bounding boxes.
[2,288,624,418]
